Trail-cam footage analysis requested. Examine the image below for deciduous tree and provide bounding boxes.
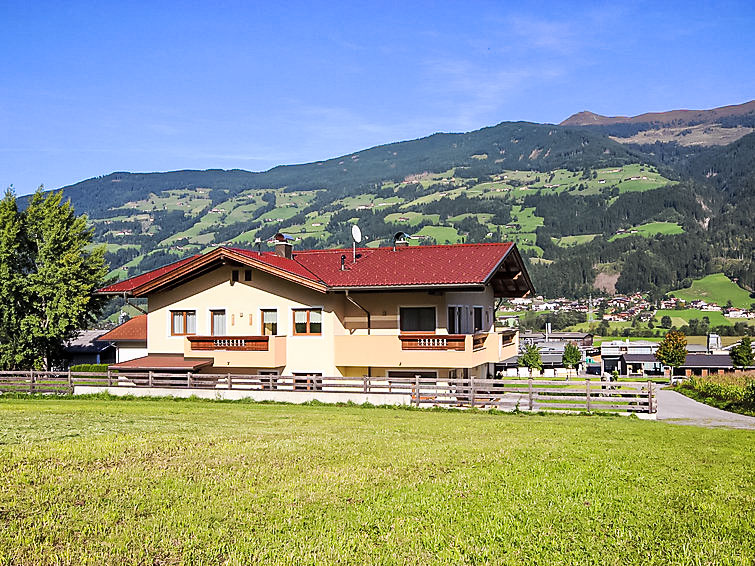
[730,336,753,370]
[562,341,581,379]
[655,330,687,374]
[520,344,543,377]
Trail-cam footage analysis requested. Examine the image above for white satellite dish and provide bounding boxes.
[351,224,363,243]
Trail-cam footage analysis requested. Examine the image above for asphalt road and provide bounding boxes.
[656,388,755,429]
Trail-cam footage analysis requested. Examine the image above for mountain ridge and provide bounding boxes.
[561,100,755,126]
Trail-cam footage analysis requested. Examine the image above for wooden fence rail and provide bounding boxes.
[0,371,656,413]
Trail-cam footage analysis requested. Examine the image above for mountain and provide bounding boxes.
[22,109,755,308]
[54,122,639,217]
[561,100,755,127]
[561,100,755,149]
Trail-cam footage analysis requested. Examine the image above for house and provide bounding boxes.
[98,315,148,363]
[95,241,533,380]
[600,340,658,374]
[61,330,116,368]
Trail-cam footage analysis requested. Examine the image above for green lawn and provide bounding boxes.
[669,273,754,310]
[0,398,753,565]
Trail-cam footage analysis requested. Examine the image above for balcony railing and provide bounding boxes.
[187,335,270,351]
[399,334,466,351]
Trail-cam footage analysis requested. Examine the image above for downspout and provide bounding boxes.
[345,290,371,335]
[345,290,372,378]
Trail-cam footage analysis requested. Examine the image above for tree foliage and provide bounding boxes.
[520,344,543,375]
[562,342,582,369]
[655,330,688,370]
[729,336,754,369]
[0,188,108,369]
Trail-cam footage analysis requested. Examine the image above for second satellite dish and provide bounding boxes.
[351,224,362,243]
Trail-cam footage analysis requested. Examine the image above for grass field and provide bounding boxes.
[669,273,754,309]
[1,397,753,565]
[608,221,684,241]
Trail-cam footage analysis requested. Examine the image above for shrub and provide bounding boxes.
[70,363,110,373]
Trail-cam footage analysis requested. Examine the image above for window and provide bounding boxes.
[244,269,252,281]
[473,307,483,332]
[262,309,278,336]
[211,310,226,336]
[293,308,322,335]
[171,310,196,336]
[400,307,436,332]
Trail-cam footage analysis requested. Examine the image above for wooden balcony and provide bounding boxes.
[399,333,466,351]
[187,335,269,352]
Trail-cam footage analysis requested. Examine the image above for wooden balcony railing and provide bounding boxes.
[187,336,270,351]
[399,334,466,351]
[472,333,488,351]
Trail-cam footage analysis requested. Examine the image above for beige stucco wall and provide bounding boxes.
[147,266,346,375]
[145,264,509,376]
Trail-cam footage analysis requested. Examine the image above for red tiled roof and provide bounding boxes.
[97,242,520,294]
[98,315,147,342]
[292,242,514,287]
[110,355,213,371]
[99,255,200,293]
[230,248,322,282]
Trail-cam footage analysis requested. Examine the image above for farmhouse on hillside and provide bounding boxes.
[96,239,534,380]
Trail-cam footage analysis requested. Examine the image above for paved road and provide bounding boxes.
[656,388,755,429]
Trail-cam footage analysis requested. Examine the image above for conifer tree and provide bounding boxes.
[0,188,108,369]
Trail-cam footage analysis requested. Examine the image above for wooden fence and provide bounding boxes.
[0,371,655,413]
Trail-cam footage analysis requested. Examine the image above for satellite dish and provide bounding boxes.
[351,224,363,244]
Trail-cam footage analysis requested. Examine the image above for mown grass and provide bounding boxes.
[0,397,753,565]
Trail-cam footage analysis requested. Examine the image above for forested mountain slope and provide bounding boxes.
[29,116,755,301]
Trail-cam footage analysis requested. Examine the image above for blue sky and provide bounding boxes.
[2,0,754,195]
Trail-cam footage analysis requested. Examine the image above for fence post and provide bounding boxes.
[148,371,153,388]
[67,368,73,393]
[647,381,654,413]
[187,372,192,389]
[107,369,112,387]
[527,378,533,411]
[470,377,476,408]
[363,374,368,394]
[585,379,591,412]
[227,373,232,390]
[415,374,421,407]
[29,369,34,393]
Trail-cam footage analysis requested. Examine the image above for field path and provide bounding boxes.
[656,389,755,429]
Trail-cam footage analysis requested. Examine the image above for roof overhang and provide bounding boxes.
[483,245,535,298]
[125,247,327,297]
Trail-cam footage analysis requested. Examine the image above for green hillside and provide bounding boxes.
[21,120,755,302]
[669,274,754,309]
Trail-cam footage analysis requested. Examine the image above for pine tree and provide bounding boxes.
[0,188,108,369]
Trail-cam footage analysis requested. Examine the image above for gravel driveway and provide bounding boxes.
[656,388,755,429]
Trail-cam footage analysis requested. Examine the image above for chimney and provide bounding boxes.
[274,241,293,259]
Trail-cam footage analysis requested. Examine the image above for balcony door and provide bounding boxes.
[211,310,226,336]
[448,306,463,334]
